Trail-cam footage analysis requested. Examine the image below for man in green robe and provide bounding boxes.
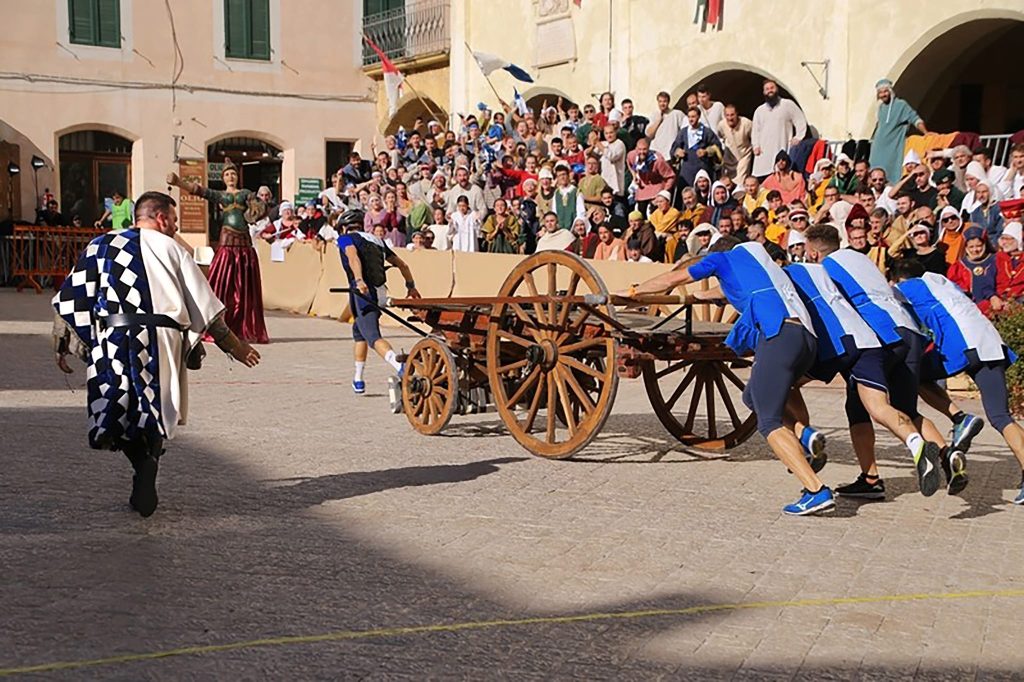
[869,78,928,183]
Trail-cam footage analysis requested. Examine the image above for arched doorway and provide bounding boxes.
[893,18,1024,136]
[206,135,283,243]
[673,70,798,121]
[525,91,577,117]
[58,129,133,225]
[385,96,448,135]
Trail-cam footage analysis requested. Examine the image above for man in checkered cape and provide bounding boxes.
[53,191,260,517]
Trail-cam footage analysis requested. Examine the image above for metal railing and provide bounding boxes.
[823,134,1015,167]
[362,0,450,67]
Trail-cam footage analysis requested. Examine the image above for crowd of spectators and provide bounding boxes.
[245,78,1024,316]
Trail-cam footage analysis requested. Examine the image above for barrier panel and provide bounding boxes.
[10,225,106,293]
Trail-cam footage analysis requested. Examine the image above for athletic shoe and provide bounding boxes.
[800,427,828,473]
[352,379,366,394]
[397,363,405,379]
[1014,483,1024,506]
[941,447,969,495]
[952,414,984,453]
[782,487,836,516]
[913,441,943,497]
[835,473,886,500]
[131,455,159,518]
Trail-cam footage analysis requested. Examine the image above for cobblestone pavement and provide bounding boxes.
[3,289,1024,680]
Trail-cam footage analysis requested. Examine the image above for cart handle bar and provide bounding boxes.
[329,287,430,338]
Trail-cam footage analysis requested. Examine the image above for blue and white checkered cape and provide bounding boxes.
[53,230,164,449]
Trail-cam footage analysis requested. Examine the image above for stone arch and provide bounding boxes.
[884,10,1024,137]
[204,132,285,243]
[521,87,577,116]
[669,63,801,121]
[384,94,448,135]
[55,124,139,226]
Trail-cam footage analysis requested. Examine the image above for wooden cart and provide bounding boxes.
[360,251,755,459]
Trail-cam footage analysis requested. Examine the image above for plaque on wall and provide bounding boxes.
[535,17,576,68]
[177,158,207,234]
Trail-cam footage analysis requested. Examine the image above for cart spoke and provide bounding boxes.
[559,364,596,416]
[434,385,451,399]
[559,355,604,380]
[547,263,558,323]
[683,369,706,433]
[546,371,557,442]
[522,376,544,433]
[705,374,717,440]
[412,357,427,377]
[720,363,746,390]
[664,363,699,411]
[496,328,534,348]
[656,359,691,380]
[568,308,592,334]
[506,366,541,407]
[424,350,436,378]
[554,368,577,436]
[712,367,743,430]
[521,271,549,325]
[560,336,608,355]
[496,358,529,375]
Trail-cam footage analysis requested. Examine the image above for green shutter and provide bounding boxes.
[96,0,120,47]
[68,0,96,45]
[248,0,271,60]
[224,0,248,58]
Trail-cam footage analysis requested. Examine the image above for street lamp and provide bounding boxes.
[5,161,19,219]
[30,155,46,211]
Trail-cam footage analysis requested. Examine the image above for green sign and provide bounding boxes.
[295,177,324,204]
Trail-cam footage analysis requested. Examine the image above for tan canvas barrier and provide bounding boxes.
[257,241,733,323]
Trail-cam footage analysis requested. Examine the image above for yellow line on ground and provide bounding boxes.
[3,588,1023,676]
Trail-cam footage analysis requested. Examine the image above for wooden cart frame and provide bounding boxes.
[338,251,755,459]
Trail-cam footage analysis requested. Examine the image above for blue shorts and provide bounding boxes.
[350,291,383,346]
[742,322,817,438]
[808,335,886,389]
[846,327,923,425]
[922,348,1014,432]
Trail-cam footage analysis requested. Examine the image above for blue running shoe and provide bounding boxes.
[783,487,836,516]
[397,363,405,379]
[1014,485,1024,506]
[352,379,366,395]
[800,427,828,473]
[952,414,984,453]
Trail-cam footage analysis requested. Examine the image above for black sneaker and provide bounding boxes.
[941,447,969,495]
[835,473,886,500]
[913,441,942,497]
[131,455,159,518]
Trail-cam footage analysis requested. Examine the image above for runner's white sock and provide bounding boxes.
[905,433,924,457]
[384,350,402,372]
[354,361,365,382]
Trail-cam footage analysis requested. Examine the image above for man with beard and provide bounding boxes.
[716,104,753,184]
[868,79,928,184]
[751,79,807,178]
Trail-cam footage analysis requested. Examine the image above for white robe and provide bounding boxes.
[139,229,225,438]
[449,212,480,252]
[751,98,807,177]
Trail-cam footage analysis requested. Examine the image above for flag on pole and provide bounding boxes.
[512,88,529,116]
[472,51,534,83]
[363,34,404,116]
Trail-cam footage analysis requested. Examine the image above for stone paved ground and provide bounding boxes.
[3,288,1024,680]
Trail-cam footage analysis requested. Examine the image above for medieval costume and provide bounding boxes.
[948,227,997,315]
[751,95,807,177]
[186,160,269,344]
[869,79,925,183]
[52,215,257,517]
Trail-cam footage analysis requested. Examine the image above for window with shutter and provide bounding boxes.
[68,0,120,48]
[224,0,271,61]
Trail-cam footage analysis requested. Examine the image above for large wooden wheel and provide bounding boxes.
[402,337,458,435]
[642,358,757,450]
[486,251,618,459]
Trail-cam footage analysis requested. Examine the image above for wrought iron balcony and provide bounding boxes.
[362,0,450,69]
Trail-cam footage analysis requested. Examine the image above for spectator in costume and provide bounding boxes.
[868,79,928,183]
[948,226,998,315]
[751,79,807,178]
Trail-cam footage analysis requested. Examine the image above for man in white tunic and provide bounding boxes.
[751,79,807,178]
[53,192,260,517]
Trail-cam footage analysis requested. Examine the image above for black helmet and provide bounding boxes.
[337,208,365,228]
